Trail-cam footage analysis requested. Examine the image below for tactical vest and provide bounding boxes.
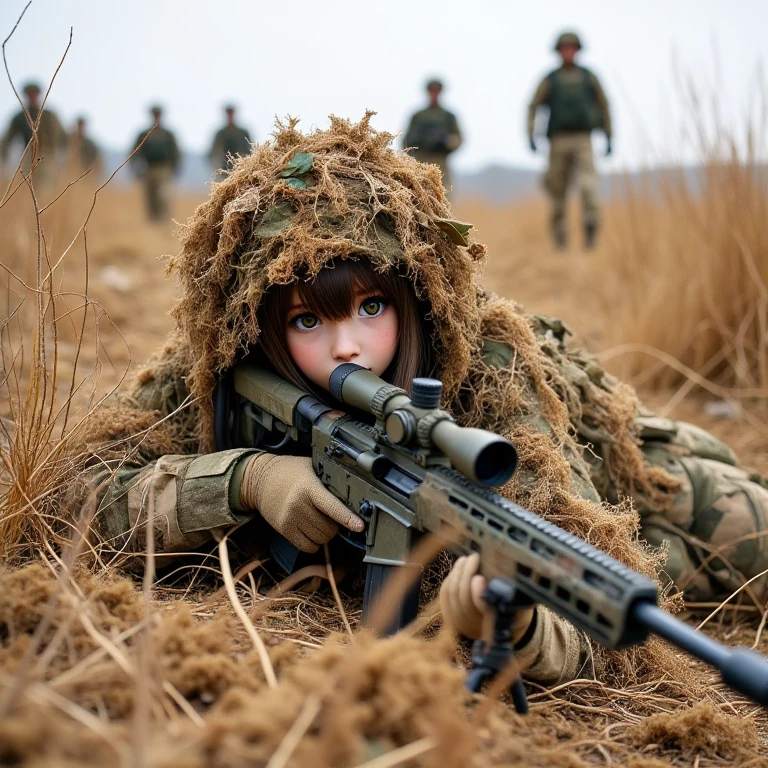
[140,130,176,165]
[218,127,250,158]
[408,109,455,154]
[545,67,604,137]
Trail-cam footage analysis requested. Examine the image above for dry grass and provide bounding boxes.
[596,160,768,394]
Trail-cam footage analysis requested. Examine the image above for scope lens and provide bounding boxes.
[474,441,518,487]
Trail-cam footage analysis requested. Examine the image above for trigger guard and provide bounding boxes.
[337,529,367,551]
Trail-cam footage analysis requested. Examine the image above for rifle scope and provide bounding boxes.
[329,364,517,488]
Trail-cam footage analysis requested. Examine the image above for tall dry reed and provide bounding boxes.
[594,86,768,400]
[0,143,131,563]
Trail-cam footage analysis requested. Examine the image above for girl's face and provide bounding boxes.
[285,284,399,391]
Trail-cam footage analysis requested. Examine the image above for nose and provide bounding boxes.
[330,322,361,362]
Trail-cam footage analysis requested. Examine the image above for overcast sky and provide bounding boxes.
[1,0,766,172]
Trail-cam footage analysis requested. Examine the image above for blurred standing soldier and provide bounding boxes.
[404,79,462,198]
[0,81,67,189]
[527,32,612,249]
[209,104,251,176]
[131,105,181,222]
[69,116,103,176]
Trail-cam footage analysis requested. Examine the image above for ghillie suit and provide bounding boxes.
[73,114,767,689]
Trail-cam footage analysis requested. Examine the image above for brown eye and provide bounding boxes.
[292,313,320,331]
[359,298,386,317]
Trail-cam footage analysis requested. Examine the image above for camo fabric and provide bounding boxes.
[209,124,251,172]
[1,106,67,187]
[521,318,768,604]
[403,106,462,196]
[545,133,600,238]
[636,433,768,604]
[85,448,257,565]
[131,126,181,221]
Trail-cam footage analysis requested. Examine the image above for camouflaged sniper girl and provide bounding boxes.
[76,114,768,687]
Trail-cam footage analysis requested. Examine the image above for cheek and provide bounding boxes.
[369,312,399,368]
[286,331,323,377]
[381,314,399,354]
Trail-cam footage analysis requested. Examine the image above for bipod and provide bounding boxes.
[465,578,531,714]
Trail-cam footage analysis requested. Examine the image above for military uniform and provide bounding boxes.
[131,119,181,222]
[0,105,67,188]
[404,106,462,197]
[209,124,251,174]
[69,132,102,175]
[619,420,768,604]
[528,33,611,248]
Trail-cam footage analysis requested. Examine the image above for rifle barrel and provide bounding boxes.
[633,600,768,704]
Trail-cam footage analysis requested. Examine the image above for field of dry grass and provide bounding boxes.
[2,151,768,767]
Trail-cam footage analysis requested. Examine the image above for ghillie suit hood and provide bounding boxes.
[84,113,682,684]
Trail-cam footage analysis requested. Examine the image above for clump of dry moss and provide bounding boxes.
[629,700,759,760]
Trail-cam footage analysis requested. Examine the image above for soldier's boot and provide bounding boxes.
[552,217,567,251]
[584,222,598,249]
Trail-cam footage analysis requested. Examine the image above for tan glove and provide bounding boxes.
[439,552,535,642]
[239,454,363,553]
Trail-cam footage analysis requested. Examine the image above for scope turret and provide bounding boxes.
[328,364,517,487]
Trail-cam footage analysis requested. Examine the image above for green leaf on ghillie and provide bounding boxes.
[279,152,314,178]
[433,217,473,246]
[283,177,308,190]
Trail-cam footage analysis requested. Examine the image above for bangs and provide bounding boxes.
[296,259,392,322]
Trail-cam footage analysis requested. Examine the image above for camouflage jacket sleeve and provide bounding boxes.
[448,111,462,150]
[518,606,592,683]
[590,72,612,138]
[87,449,258,559]
[527,76,551,138]
[76,350,263,561]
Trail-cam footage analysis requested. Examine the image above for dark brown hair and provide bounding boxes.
[256,258,433,397]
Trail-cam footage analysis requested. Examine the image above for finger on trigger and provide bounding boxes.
[312,486,364,532]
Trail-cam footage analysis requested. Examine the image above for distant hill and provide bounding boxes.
[100,149,736,204]
[102,148,544,200]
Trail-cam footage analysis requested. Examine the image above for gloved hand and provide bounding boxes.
[528,136,537,153]
[239,454,364,553]
[439,552,536,642]
[605,138,612,156]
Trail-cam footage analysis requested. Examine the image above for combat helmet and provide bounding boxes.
[554,31,582,51]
